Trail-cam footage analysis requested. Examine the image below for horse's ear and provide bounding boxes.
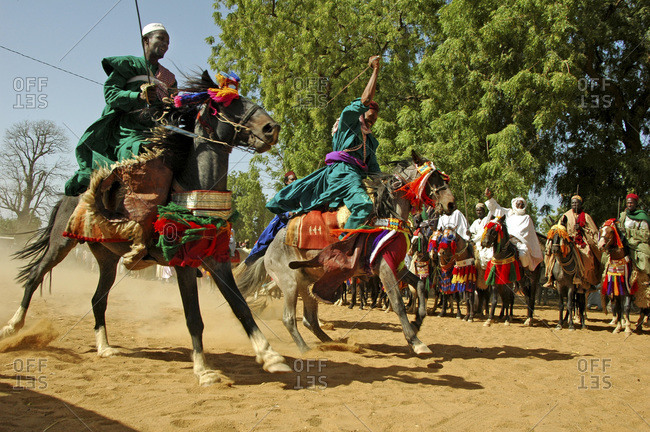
[411,149,426,166]
[560,215,567,227]
[202,70,214,86]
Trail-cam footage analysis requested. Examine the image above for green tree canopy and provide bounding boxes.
[228,165,275,243]
[209,0,649,226]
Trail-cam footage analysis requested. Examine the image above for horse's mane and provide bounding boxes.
[368,158,415,218]
[141,70,222,172]
[179,70,220,93]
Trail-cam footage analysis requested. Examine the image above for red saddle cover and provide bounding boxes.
[285,210,341,250]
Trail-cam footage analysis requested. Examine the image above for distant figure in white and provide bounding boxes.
[469,203,492,267]
[484,190,542,271]
[436,208,470,241]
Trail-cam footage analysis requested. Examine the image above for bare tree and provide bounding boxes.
[0,120,71,227]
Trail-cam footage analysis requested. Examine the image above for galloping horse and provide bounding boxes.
[2,71,291,385]
[481,216,542,326]
[546,224,587,330]
[235,152,455,354]
[598,219,635,334]
[435,228,478,321]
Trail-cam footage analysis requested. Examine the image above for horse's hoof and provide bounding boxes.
[582,324,588,330]
[259,352,292,373]
[197,370,222,386]
[523,318,532,327]
[504,321,510,327]
[555,324,562,330]
[609,318,618,326]
[468,318,474,323]
[97,346,121,358]
[613,326,622,334]
[625,326,633,334]
[483,320,492,327]
[265,361,292,373]
[568,327,575,332]
[0,325,17,340]
[413,343,433,355]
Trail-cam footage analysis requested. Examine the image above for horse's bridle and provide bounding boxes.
[391,164,448,205]
[437,229,470,270]
[196,100,265,152]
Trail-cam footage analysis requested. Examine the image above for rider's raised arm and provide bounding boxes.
[361,55,380,106]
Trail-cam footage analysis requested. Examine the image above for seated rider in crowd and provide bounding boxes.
[619,193,650,275]
[544,194,600,288]
[485,188,543,272]
[436,207,470,241]
[469,202,492,267]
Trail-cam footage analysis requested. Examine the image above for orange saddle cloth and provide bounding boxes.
[285,210,341,250]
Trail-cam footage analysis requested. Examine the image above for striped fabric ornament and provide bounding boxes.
[451,258,477,293]
[485,255,521,285]
[439,267,458,294]
[602,256,637,296]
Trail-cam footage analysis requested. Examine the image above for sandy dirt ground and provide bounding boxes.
[0,244,648,432]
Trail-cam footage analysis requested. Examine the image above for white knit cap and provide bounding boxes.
[142,23,167,36]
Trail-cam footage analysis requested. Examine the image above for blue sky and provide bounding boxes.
[0,0,265,198]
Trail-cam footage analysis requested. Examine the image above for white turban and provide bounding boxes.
[142,23,167,36]
[511,197,527,216]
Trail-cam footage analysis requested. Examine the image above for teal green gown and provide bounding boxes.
[64,56,176,196]
[266,98,380,229]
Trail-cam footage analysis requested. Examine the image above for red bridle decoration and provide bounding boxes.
[482,220,506,251]
[437,233,457,255]
[602,218,624,249]
[396,161,450,211]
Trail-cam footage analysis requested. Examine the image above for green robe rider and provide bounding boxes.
[267,56,382,230]
[65,25,176,196]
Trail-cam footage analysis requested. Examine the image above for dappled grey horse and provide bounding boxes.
[1,71,291,385]
[236,152,456,354]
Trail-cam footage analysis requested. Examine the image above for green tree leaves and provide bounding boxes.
[210,0,649,229]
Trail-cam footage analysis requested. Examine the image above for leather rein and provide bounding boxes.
[195,100,263,153]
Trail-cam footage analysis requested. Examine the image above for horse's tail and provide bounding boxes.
[232,256,269,298]
[13,199,62,284]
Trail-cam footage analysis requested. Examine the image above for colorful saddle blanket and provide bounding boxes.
[285,210,342,250]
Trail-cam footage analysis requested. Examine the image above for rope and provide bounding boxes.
[323,64,372,107]
[0,44,103,86]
